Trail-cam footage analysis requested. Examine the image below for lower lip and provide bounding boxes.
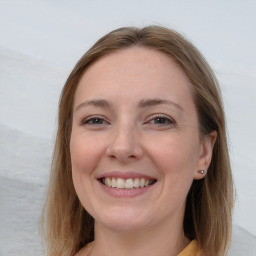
[98,180,156,198]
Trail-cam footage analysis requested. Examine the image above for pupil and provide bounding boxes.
[94,118,101,124]
[156,118,165,124]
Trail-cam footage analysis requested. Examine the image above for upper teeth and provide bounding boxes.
[102,177,154,189]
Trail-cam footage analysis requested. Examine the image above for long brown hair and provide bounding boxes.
[41,25,234,256]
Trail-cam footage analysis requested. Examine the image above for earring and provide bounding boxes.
[198,170,207,174]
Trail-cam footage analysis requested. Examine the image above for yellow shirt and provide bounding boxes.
[178,240,201,256]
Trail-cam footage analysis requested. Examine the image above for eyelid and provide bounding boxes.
[145,114,176,125]
[81,115,110,125]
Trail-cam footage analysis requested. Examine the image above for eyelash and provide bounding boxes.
[146,115,175,126]
[82,116,108,125]
[81,115,175,127]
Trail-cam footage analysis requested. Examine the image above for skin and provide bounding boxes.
[70,47,216,256]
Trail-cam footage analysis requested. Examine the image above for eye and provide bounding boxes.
[147,115,175,126]
[82,117,108,125]
[151,117,172,124]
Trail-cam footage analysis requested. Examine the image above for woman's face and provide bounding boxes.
[70,47,211,232]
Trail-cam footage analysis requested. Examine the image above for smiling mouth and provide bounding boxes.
[99,177,157,189]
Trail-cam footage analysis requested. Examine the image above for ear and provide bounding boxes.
[194,131,217,180]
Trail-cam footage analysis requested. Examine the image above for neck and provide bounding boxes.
[88,216,190,256]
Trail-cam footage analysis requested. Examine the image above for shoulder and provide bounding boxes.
[178,240,202,256]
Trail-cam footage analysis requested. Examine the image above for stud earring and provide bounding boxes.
[198,170,207,174]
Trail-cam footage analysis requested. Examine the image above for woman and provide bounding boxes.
[41,26,234,256]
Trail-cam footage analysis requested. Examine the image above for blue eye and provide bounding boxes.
[83,117,106,125]
[152,117,170,124]
[148,116,174,125]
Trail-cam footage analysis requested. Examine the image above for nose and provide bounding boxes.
[106,123,143,162]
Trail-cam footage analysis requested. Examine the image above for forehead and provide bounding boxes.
[74,46,194,108]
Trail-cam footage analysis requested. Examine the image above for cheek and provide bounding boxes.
[70,133,104,175]
[70,134,102,204]
[149,135,199,172]
[70,133,104,213]
[146,132,200,194]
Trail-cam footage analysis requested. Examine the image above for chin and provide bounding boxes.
[95,207,151,232]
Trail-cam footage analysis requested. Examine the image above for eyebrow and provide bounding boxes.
[75,98,183,112]
[75,99,111,112]
[138,98,184,111]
